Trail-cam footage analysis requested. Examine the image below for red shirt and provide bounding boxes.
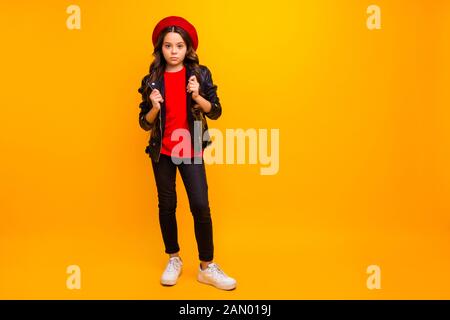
[161,66,202,158]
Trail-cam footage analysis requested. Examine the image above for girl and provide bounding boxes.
[138,16,236,291]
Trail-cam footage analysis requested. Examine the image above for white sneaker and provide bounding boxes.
[160,257,183,286]
[197,262,237,290]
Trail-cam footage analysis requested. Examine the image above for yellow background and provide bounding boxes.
[1,0,450,299]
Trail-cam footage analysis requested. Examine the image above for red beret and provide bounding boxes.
[152,16,198,51]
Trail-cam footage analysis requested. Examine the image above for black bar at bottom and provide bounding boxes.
[1,300,449,318]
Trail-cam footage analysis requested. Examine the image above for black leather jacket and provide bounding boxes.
[138,64,222,162]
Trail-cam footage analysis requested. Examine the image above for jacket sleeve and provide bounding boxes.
[138,75,154,131]
[203,67,222,120]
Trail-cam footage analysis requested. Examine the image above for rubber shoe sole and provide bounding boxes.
[160,269,182,286]
[197,274,237,291]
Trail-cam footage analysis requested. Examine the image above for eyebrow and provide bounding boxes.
[164,42,185,45]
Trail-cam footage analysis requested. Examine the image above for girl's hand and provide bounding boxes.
[149,89,164,109]
[187,75,200,100]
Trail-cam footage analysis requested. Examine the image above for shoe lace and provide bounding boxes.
[166,258,181,272]
[208,263,227,280]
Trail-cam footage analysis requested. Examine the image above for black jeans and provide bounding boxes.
[151,153,214,261]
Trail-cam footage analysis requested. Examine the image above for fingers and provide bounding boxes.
[186,77,199,93]
[187,75,198,86]
[150,89,164,103]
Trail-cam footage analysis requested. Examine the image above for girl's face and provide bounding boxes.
[162,32,187,67]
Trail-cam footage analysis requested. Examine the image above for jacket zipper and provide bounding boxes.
[157,108,162,162]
